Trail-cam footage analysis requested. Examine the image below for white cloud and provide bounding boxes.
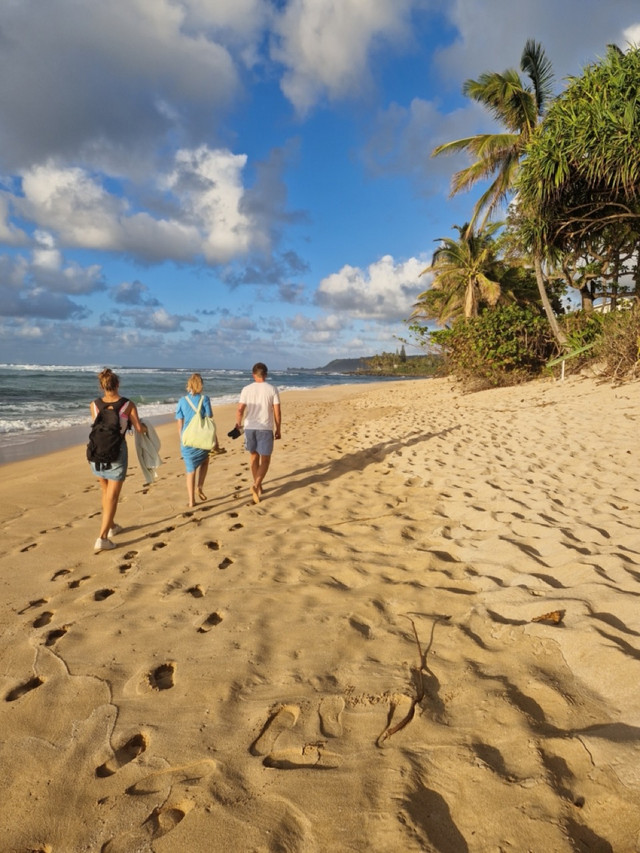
[20,165,126,250]
[15,147,273,264]
[0,237,105,309]
[271,0,415,113]
[315,254,425,321]
[0,0,240,172]
[436,1,640,91]
[125,307,195,332]
[0,194,27,246]
[166,146,263,263]
[623,24,640,45]
[364,96,493,192]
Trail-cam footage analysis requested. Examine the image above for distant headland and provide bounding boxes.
[288,354,442,377]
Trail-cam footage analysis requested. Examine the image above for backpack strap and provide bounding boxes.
[185,396,203,415]
[92,397,130,427]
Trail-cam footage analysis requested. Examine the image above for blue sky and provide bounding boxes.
[0,0,638,369]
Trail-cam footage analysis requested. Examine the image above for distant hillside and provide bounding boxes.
[288,358,372,374]
[289,355,441,375]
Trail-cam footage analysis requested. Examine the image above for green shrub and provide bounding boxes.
[431,305,555,390]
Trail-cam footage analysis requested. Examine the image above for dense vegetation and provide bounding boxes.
[409,42,640,390]
[364,350,443,377]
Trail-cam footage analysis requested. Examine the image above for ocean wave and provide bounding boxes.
[0,363,104,372]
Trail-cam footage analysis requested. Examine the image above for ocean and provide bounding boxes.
[0,363,404,464]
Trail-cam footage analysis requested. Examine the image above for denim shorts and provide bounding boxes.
[244,429,274,456]
[89,441,128,482]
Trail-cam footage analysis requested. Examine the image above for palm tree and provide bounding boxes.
[432,41,568,347]
[432,40,553,233]
[412,222,503,323]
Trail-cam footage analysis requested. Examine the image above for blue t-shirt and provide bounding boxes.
[175,393,212,430]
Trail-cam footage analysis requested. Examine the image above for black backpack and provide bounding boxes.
[86,397,129,470]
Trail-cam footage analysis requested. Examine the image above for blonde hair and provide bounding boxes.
[99,368,120,393]
[186,373,204,394]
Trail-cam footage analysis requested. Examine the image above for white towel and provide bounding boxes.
[134,423,162,484]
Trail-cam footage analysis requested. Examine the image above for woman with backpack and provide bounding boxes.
[88,368,148,552]
[175,372,216,507]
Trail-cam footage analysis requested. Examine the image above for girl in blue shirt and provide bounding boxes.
[176,373,214,506]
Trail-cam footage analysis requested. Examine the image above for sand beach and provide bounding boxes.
[1,374,639,852]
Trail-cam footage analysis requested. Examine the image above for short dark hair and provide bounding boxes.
[252,362,268,378]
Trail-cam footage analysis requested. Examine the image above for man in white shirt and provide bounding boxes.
[235,362,281,503]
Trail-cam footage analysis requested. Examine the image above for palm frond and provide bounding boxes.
[521,39,554,114]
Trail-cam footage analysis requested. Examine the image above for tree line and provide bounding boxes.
[409,41,640,388]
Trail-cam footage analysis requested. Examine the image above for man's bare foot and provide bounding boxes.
[251,485,260,504]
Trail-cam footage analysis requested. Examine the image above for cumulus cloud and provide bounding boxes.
[314,254,425,321]
[222,248,309,290]
[270,0,416,113]
[116,307,197,333]
[436,0,640,91]
[0,194,27,246]
[12,145,293,265]
[0,284,90,320]
[623,23,640,45]
[0,239,105,320]
[0,0,241,173]
[286,312,349,343]
[164,146,259,262]
[111,280,161,307]
[363,96,493,193]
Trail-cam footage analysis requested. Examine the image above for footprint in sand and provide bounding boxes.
[96,732,148,777]
[263,744,343,770]
[319,696,345,738]
[94,588,115,601]
[206,540,221,551]
[152,541,167,551]
[44,626,69,647]
[102,800,194,852]
[229,522,243,531]
[187,585,205,598]
[149,662,175,691]
[123,551,138,560]
[349,616,374,639]
[118,563,133,574]
[18,597,49,614]
[198,612,223,632]
[218,557,233,570]
[33,611,54,628]
[251,705,300,756]
[126,758,218,795]
[150,526,175,539]
[51,569,72,581]
[5,676,45,702]
[20,542,37,552]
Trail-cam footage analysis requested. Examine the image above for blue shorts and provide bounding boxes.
[90,441,128,482]
[244,429,274,456]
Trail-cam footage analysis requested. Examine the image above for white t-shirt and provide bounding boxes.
[240,381,280,430]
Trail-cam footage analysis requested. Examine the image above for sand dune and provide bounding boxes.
[1,375,639,852]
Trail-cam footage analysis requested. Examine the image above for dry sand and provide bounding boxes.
[1,374,639,852]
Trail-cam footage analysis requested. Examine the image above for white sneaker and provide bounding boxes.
[107,524,124,540]
[94,537,116,552]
